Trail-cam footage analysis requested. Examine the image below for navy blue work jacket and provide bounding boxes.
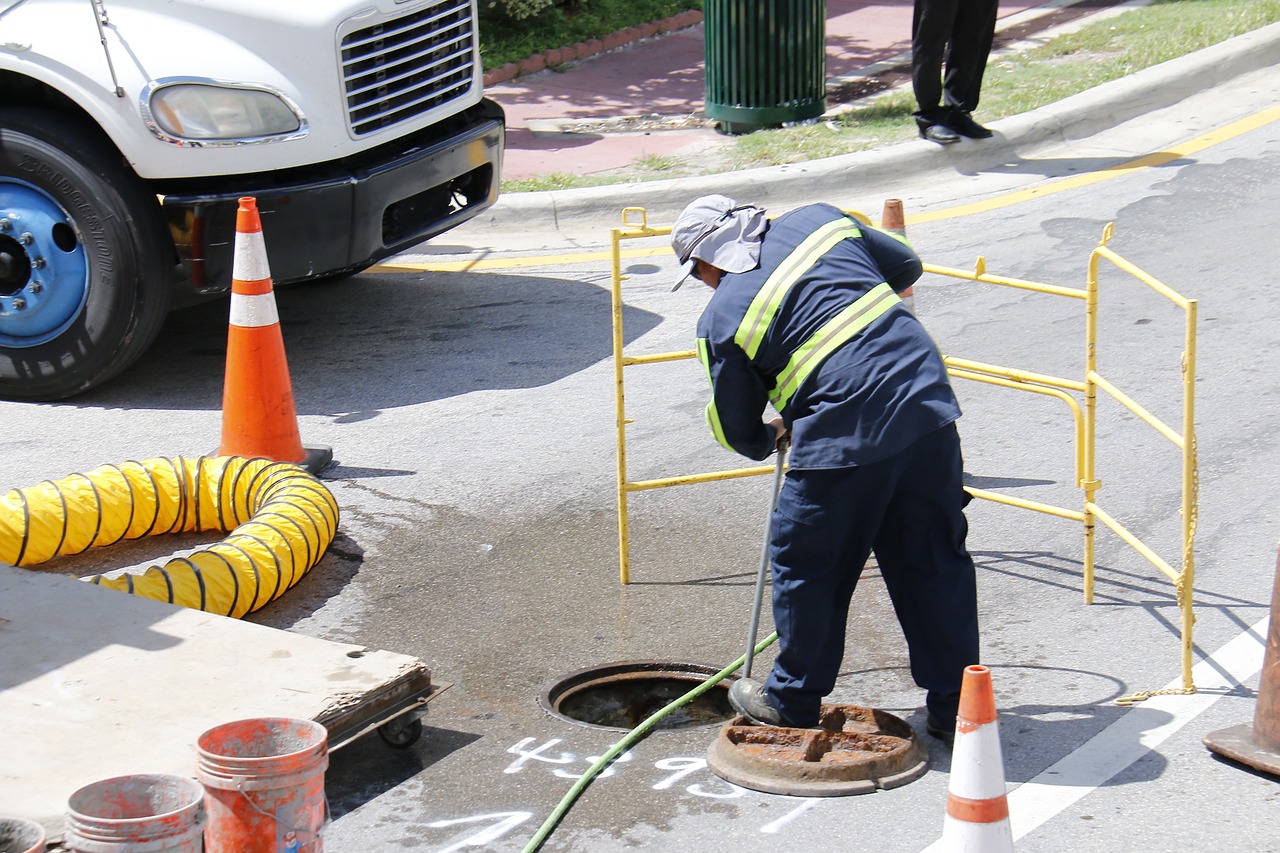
[695,203,961,469]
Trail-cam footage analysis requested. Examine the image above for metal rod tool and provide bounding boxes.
[743,438,788,680]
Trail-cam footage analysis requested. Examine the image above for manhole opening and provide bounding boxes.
[540,661,735,731]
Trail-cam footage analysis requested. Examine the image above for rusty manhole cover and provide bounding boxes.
[539,661,735,731]
[707,703,928,796]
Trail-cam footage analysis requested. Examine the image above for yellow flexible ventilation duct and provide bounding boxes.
[0,456,338,618]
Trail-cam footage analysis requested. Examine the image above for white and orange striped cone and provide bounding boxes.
[880,198,917,315]
[218,197,331,474]
[940,664,1014,852]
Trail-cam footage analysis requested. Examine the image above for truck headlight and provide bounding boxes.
[147,83,304,143]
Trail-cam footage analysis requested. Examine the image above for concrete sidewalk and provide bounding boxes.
[485,0,1115,182]
[460,15,1280,243]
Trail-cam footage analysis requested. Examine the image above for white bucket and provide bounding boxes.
[64,774,205,853]
[0,815,46,853]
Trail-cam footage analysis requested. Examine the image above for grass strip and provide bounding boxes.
[500,0,1280,191]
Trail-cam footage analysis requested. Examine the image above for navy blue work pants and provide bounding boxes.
[762,422,980,727]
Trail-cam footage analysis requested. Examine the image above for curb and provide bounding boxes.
[482,10,703,86]
[472,21,1280,232]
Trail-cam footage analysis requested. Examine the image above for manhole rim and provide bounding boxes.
[538,659,738,732]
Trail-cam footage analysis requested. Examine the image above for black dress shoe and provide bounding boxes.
[948,110,993,139]
[918,122,960,145]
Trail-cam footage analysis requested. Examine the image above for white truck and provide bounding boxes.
[0,0,504,400]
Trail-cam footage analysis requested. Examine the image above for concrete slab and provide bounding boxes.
[0,565,433,838]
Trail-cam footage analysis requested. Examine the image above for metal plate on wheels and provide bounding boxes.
[706,703,928,796]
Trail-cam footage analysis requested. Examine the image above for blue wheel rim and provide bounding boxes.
[0,179,90,348]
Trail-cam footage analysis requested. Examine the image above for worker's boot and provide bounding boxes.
[926,714,956,748]
[728,679,786,727]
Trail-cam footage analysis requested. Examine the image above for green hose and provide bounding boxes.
[522,631,780,853]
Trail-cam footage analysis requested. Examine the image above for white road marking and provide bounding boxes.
[920,616,1269,851]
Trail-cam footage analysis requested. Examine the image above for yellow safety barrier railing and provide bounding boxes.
[609,209,1197,698]
[610,206,874,585]
[925,256,1092,527]
[611,208,765,586]
[1085,222,1199,700]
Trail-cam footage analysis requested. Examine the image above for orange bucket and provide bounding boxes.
[196,717,328,853]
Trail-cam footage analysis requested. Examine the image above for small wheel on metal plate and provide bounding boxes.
[376,715,423,749]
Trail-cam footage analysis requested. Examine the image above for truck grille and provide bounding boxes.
[341,0,477,137]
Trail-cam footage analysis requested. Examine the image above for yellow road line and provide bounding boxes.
[910,103,1280,223]
[374,104,1280,274]
[377,245,665,274]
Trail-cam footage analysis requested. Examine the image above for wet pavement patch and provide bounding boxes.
[706,704,928,796]
[539,661,735,731]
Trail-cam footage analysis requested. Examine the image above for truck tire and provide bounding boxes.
[0,108,173,401]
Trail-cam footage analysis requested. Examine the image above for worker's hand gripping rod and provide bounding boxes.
[743,436,789,680]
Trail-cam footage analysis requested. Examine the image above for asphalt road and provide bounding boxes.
[4,68,1280,852]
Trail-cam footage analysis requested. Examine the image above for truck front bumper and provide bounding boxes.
[158,99,505,295]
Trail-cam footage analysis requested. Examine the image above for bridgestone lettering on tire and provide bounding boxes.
[0,108,172,400]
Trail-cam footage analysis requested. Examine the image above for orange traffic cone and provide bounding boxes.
[941,665,1014,852]
[880,198,917,315]
[1203,545,1280,775]
[218,197,331,474]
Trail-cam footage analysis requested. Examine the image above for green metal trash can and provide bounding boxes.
[703,0,826,134]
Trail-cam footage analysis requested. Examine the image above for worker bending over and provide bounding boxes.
[671,194,979,744]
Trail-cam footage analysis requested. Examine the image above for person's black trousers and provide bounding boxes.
[762,422,980,728]
[912,0,1000,120]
